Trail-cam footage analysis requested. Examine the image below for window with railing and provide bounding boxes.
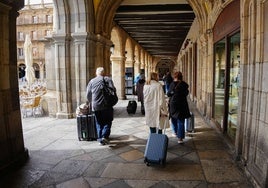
[18,32,24,41]
[46,15,52,23]
[32,16,38,24]
[32,47,38,57]
[32,31,37,40]
[45,30,52,37]
[18,48,24,58]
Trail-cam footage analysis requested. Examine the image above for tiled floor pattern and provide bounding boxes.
[0,99,253,188]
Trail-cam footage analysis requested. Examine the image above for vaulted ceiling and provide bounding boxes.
[114,0,195,58]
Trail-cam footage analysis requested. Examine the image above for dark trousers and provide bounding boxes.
[94,108,113,140]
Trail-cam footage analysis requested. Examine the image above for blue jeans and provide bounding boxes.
[95,118,111,140]
[165,83,170,94]
[171,117,185,139]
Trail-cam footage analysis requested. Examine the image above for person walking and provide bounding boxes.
[163,71,173,94]
[86,67,116,145]
[167,71,191,144]
[143,72,169,134]
[136,74,146,115]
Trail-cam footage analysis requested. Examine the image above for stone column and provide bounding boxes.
[111,56,126,99]
[0,1,28,173]
[72,32,90,106]
[52,34,73,118]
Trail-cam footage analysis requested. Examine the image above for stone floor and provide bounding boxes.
[0,98,254,188]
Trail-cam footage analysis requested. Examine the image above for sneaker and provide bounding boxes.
[178,140,184,144]
[172,133,177,137]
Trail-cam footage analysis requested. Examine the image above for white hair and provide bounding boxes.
[96,67,104,76]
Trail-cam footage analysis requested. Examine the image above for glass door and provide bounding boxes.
[214,39,226,129]
[227,33,240,139]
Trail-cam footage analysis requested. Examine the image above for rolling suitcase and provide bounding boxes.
[185,112,195,132]
[126,100,137,114]
[77,114,97,141]
[144,120,169,166]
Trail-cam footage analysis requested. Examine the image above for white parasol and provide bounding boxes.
[24,34,35,85]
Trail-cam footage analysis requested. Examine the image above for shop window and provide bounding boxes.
[213,32,240,141]
[214,39,226,129]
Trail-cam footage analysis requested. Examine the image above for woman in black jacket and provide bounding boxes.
[167,71,191,144]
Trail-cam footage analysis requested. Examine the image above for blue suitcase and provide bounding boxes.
[144,133,169,166]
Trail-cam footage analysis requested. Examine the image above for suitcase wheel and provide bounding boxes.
[144,158,150,166]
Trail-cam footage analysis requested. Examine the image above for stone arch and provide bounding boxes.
[95,0,123,37]
[188,0,208,33]
[111,26,122,57]
[125,37,133,63]
[134,44,141,76]
[53,0,70,34]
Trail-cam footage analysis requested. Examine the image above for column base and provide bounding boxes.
[0,148,29,176]
[56,112,74,119]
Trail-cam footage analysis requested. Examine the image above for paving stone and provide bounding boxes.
[198,150,231,160]
[56,177,89,188]
[166,180,208,188]
[201,159,245,183]
[52,160,90,176]
[101,163,204,181]
[101,179,132,188]
[85,177,117,188]
[119,149,144,161]
[125,179,158,188]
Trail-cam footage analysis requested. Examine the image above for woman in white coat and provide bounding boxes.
[143,72,169,134]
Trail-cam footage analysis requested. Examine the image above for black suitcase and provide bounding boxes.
[144,133,169,166]
[185,112,195,132]
[77,114,97,141]
[126,100,137,114]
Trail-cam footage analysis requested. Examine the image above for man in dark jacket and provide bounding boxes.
[86,67,116,145]
[167,71,191,144]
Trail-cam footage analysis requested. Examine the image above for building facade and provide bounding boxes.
[0,0,267,187]
[16,2,53,81]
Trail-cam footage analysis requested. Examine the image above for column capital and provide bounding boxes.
[110,56,126,62]
[96,34,113,47]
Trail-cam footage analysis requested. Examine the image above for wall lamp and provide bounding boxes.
[110,44,115,54]
[206,29,213,34]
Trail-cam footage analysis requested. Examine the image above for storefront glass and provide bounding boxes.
[214,39,226,128]
[213,32,240,140]
[227,32,240,139]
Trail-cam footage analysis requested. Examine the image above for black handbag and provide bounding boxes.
[102,78,118,107]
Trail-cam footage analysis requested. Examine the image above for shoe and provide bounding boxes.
[102,138,110,145]
[172,133,177,137]
[178,140,184,144]
[99,140,106,146]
